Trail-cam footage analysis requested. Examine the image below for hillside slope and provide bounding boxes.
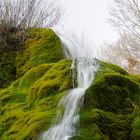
[0,28,140,140]
[0,28,72,139]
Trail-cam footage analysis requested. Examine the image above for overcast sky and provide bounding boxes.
[59,0,118,46]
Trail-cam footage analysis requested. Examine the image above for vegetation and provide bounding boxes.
[101,0,140,74]
[0,28,72,139]
[0,28,64,88]
[0,0,62,28]
[0,28,140,139]
[0,0,63,88]
[2,0,140,140]
[73,61,140,140]
[16,28,65,77]
[0,0,63,52]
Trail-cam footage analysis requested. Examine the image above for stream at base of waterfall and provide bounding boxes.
[39,29,98,140]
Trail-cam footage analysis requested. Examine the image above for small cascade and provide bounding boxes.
[40,29,98,140]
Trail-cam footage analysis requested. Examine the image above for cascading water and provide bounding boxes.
[40,29,98,140]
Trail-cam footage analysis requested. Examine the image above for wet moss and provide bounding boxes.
[0,59,72,140]
[75,61,140,140]
[1,27,140,140]
[76,109,133,140]
[128,75,140,85]
[27,59,72,107]
[85,73,139,114]
[131,117,140,140]
[16,28,64,77]
[0,28,64,88]
[97,61,129,76]
[0,52,16,89]
[12,63,53,90]
[0,28,72,140]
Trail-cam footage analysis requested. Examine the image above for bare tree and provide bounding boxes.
[118,33,140,58]
[0,0,63,53]
[0,0,63,28]
[107,0,140,73]
[109,0,140,37]
[109,0,140,53]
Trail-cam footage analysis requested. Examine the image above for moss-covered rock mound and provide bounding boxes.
[0,28,65,89]
[0,28,72,140]
[16,28,65,78]
[73,61,140,140]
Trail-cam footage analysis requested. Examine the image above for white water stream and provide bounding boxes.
[40,29,98,140]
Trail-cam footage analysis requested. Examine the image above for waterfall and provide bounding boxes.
[40,29,98,140]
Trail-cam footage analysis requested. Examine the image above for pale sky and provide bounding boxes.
[59,0,118,46]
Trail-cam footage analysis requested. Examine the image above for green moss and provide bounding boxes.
[1,27,140,140]
[74,61,140,140]
[0,27,72,140]
[27,59,72,107]
[0,88,26,107]
[128,75,140,85]
[0,109,53,140]
[72,113,107,140]
[12,63,53,90]
[72,125,107,140]
[0,28,64,88]
[0,58,72,139]
[131,117,140,140]
[97,61,128,76]
[77,109,133,140]
[1,111,49,140]
[85,73,139,114]
[16,28,65,77]
[0,52,16,89]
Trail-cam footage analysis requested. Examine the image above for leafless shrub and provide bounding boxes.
[106,0,140,73]
[100,34,140,74]
[0,0,63,53]
[109,0,140,37]
[0,0,63,28]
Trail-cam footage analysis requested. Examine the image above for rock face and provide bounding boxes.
[0,28,140,140]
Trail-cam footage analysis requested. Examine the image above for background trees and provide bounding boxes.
[102,0,140,74]
[0,0,63,28]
